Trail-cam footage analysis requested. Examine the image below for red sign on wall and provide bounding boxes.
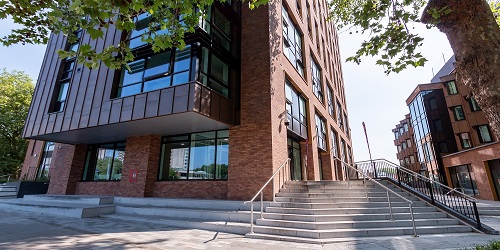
[129,169,138,182]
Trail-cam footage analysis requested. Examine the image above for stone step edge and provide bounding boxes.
[252,224,472,234]
[256,218,459,225]
[0,200,115,209]
[246,232,401,245]
[115,204,255,213]
[107,213,249,235]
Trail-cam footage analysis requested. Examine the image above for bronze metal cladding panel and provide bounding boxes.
[132,93,147,120]
[210,93,221,121]
[53,113,64,133]
[192,84,202,112]
[145,90,160,118]
[120,96,134,122]
[172,84,190,113]
[109,99,123,124]
[98,101,112,125]
[158,88,174,116]
[200,86,211,116]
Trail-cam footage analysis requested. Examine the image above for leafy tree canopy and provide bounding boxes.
[0,69,34,177]
[0,0,266,70]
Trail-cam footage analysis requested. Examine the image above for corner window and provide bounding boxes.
[83,142,126,181]
[477,125,493,143]
[116,46,191,98]
[285,80,308,137]
[199,47,230,98]
[311,58,323,102]
[469,96,481,112]
[459,133,472,149]
[451,106,465,121]
[200,6,232,51]
[282,6,304,76]
[446,81,458,95]
[315,114,327,151]
[158,130,229,180]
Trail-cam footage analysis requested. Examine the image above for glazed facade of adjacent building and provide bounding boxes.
[393,57,499,200]
[21,0,354,200]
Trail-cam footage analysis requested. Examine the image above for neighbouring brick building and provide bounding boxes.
[20,0,353,200]
[393,56,499,200]
[392,114,419,173]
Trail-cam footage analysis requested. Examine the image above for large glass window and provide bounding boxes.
[282,6,304,76]
[451,106,465,121]
[330,128,338,158]
[311,58,323,102]
[199,47,230,98]
[200,6,232,51]
[446,81,458,95]
[285,80,307,137]
[129,13,151,49]
[158,130,229,180]
[37,142,55,181]
[315,114,326,151]
[477,125,493,143]
[449,164,479,195]
[83,142,126,181]
[459,133,472,149]
[117,46,191,98]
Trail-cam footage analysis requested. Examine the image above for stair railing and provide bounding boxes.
[355,159,484,231]
[244,158,291,234]
[0,174,11,184]
[337,156,418,236]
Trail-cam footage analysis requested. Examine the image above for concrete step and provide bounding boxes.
[269,201,426,209]
[285,180,380,187]
[0,199,115,218]
[0,191,17,196]
[22,194,114,205]
[265,206,437,215]
[113,197,266,211]
[105,213,250,235]
[276,192,414,199]
[251,224,472,239]
[277,190,412,196]
[114,204,252,223]
[274,196,419,203]
[0,186,17,192]
[255,218,460,230]
[262,211,449,222]
[0,196,17,199]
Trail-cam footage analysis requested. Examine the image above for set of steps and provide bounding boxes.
[246,180,474,244]
[477,200,500,216]
[0,195,115,218]
[105,197,265,234]
[0,184,17,199]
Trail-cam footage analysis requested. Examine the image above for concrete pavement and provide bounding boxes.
[0,207,499,250]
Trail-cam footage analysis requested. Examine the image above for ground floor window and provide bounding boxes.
[82,142,126,181]
[37,142,55,181]
[449,164,479,196]
[159,130,229,180]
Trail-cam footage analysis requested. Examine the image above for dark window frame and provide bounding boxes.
[476,124,493,143]
[445,80,458,95]
[458,132,472,149]
[451,105,466,121]
[282,5,305,76]
[82,141,126,182]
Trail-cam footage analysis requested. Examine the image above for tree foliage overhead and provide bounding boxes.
[0,0,265,70]
[0,69,34,177]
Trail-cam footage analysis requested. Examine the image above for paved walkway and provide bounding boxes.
[0,208,499,250]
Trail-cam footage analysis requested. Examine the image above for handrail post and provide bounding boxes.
[260,192,264,219]
[365,175,368,202]
[250,202,254,234]
[473,201,482,229]
[427,180,435,205]
[409,202,418,237]
[387,191,393,221]
[396,168,401,187]
[272,177,276,202]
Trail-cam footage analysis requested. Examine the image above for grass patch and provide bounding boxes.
[472,241,500,250]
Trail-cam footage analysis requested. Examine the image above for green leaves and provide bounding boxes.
[0,69,34,177]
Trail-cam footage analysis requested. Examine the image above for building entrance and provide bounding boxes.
[488,159,500,201]
[287,138,302,181]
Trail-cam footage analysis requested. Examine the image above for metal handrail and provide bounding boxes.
[244,158,291,234]
[0,174,11,183]
[336,156,418,236]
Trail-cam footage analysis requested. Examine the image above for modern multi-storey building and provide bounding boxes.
[393,56,499,200]
[392,114,420,173]
[20,0,353,200]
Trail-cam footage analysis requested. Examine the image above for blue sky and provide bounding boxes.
[0,17,453,164]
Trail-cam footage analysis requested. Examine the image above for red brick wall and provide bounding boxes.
[442,142,500,200]
[47,143,87,194]
[20,140,44,180]
[153,181,228,199]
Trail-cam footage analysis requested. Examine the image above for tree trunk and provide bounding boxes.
[422,0,500,139]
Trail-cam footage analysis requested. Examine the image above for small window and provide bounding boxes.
[409,155,415,164]
[402,142,407,150]
[428,97,438,110]
[477,125,493,143]
[327,86,334,117]
[406,139,412,148]
[451,106,465,121]
[337,100,343,130]
[446,81,458,95]
[311,58,323,102]
[434,119,443,132]
[330,128,338,158]
[439,142,449,153]
[459,133,472,149]
[315,113,327,151]
[403,123,409,132]
[469,96,481,112]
